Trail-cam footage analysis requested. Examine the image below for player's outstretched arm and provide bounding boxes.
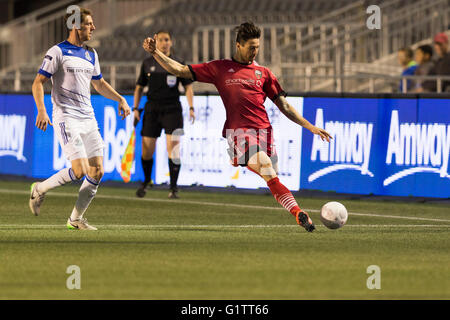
[31,74,53,131]
[92,78,131,120]
[274,95,332,142]
[143,35,193,80]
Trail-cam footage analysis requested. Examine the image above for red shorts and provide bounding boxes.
[225,128,278,167]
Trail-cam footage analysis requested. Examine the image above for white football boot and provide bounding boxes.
[67,217,98,230]
[29,182,45,216]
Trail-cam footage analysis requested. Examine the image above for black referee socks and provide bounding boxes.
[168,158,181,192]
[141,157,154,186]
[141,157,180,191]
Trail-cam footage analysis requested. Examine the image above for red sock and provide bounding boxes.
[267,177,301,216]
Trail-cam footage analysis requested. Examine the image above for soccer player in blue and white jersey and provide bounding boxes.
[30,7,131,230]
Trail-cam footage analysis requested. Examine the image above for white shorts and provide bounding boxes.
[53,113,104,161]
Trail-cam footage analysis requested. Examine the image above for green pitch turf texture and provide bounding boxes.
[0,180,448,299]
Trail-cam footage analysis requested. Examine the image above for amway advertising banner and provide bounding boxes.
[382,98,450,197]
[300,97,380,195]
[1,94,150,183]
[0,94,35,176]
[301,97,449,198]
[0,94,448,197]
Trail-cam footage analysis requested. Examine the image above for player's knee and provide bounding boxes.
[259,163,273,175]
[98,167,104,180]
[258,156,276,177]
[91,165,104,181]
[272,162,279,175]
[259,155,273,169]
[72,168,87,180]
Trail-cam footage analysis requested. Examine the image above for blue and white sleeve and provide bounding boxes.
[92,49,102,80]
[38,46,61,78]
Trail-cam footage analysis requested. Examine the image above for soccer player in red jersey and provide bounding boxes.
[142,22,332,232]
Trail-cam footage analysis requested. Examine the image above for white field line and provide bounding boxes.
[0,224,449,230]
[0,188,449,223]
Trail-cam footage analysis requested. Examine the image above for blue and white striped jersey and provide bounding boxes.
[38,40,102,119]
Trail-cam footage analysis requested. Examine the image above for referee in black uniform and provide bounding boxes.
[133,30,195,199]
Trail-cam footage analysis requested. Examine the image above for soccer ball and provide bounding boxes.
[320,201,348,229]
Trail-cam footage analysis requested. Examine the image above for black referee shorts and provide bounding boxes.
[141,101,184,138]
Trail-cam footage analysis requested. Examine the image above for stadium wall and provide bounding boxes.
[0,93,449,198]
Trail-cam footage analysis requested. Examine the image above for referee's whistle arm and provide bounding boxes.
[133,109,142,127]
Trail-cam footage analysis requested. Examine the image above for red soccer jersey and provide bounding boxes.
[188,58,286,136]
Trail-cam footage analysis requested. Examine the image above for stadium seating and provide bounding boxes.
[0,0,448,94]
[95,0,356,64]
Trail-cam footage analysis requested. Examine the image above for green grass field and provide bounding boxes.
[0,180,449,299]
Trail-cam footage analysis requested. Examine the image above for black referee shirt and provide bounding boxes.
[136,54,193,104]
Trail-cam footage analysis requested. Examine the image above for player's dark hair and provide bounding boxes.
[235,22,261,44]
[399,47,414,59]
[417,45,433,58]
[63,7,92,28]
[156,30,172,39]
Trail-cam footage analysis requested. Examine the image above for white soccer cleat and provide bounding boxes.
[29,182,45,216]
[67,217,98,230]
